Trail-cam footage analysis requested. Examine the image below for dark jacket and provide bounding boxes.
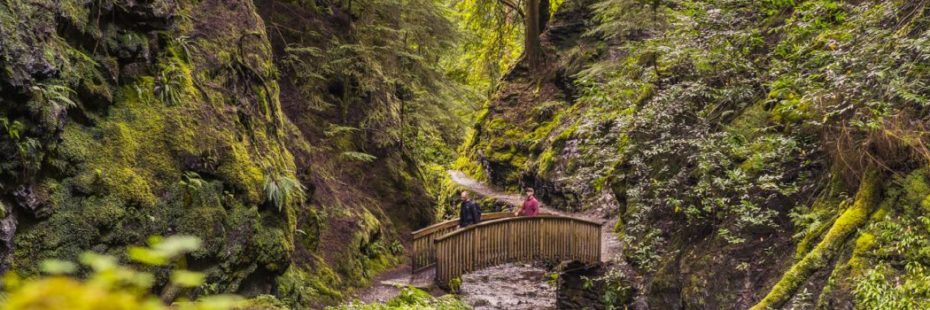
[459,200,482,227]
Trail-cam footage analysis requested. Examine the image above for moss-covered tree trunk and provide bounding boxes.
[751,168,882,310]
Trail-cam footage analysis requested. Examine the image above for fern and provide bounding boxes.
[180,171,205,191]
[323,124,360,137]
[263,173,306,212]
[173,36,196,63]
[0,117,23,141]
[29,83,77,128]
[156,61,187,106]
[340,151,377,162]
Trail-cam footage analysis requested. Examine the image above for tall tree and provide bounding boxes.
[524,0,549,70]
[453,0,551,78]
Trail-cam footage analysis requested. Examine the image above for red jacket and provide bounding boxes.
[520,196,539,216]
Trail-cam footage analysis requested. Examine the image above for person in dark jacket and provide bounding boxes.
[458,191,482,228]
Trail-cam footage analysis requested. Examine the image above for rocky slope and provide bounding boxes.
[462,0,930,308]
[0,0,447,308]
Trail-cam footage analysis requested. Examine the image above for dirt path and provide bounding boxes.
[448,170,527,208]
[351,264,439,304]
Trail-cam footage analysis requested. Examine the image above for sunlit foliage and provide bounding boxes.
[0,236,242,310]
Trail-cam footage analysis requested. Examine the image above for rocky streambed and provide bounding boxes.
[459,263,558,309]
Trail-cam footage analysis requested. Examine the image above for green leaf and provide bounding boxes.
[171,270,206,288]
[153,235,202,258]
[128,246,168,266]
[39,259,77,275]
[340,151,378,162]
[79,252,118,271]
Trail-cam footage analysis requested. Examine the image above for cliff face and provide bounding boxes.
[2,0,299,288]
[463,0,930,308]
[0,0,436,307]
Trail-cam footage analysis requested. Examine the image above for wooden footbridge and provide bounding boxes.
[411,212,603,285]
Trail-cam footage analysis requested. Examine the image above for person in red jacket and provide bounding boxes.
[515,187,539,216]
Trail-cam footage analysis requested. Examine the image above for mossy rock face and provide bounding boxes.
[1,0,445,308]
[460,0,930,308]
[0,0,299,301]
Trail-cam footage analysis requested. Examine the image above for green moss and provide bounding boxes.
[792,173,849,259]
[156,51,198,107]
[901,169,930,211]
[276,262,345,305]
[245,295,290,310]
[217,143,265,204]
[58,123,94,164]
[537,148,556,173]
[794,211,836,260]
[255,228,290,272]
[727,101,768,137]
[336,211,400,284]
[56,78,182,208]
[751,168,881,310]
[557,121,579,141]
[174,181,228,257]
[80,195,127,227]
[846,232,875,276]
[453,156,486,181]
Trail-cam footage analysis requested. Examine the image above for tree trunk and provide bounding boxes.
[539,0,550,32]
[524,0,544,70]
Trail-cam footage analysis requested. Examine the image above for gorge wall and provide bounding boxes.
[462,0,930,308]
[0,0,449,308]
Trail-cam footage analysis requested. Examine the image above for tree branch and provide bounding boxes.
[497,0,525,19]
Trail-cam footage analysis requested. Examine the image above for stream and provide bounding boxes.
[459,263,557,309]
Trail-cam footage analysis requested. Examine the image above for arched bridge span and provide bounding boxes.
[412,214,603,285]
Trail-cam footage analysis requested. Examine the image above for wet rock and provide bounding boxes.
[0,208,16,273]
[460,263,557,310]
[13,185,51,219]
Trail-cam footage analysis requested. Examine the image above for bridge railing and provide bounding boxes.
[410,212,515,272]
[433,215,602,285]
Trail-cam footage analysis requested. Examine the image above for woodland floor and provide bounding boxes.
[350,171,622,307]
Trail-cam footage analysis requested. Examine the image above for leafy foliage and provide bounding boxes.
[263,172,306,212]
[156,61,188,106]
[28,83,77,129]
[0,117,41,177]
[0,236,243,310]
[446,0,525,95]
[282,0,466,148]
